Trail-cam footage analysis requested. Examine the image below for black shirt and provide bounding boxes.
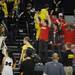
[61,50,73,66]
[20,57,34,75]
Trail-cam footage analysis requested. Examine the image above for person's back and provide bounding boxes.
[44,61,65,75]
[44,53,65,75]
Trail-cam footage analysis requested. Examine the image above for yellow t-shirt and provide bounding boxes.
[21,43,34,61]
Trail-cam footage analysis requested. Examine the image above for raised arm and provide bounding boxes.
[56,0,61,6]
[47,14,52,27]
[57,0,61,5]
[53,0,56,4]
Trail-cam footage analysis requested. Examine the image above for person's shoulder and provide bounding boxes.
[27,44,34,49]
[22,44,27,50]
[45,61,53,65]
[58,62,64,67]
[22,44,26,48]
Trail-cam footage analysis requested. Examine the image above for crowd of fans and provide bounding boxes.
[0,0,75,75]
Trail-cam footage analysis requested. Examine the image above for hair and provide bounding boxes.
[51,52,59,60]
[44,19,48,25]
[6,50,16,63]
[6,50,13,58]
[6,48,13,58]
[24,36,30,42]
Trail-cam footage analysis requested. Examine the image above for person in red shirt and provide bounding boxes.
[38,18,51,63]
[39,20,50,41]
[49,15,62,53]
[61,24,75,50]
[50,15,59,24]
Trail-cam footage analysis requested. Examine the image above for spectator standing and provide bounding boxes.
[60,47,74,75]
[38,18,51,63]
[0,24,7,59]
[64,49,74,75]
[49,15,62,54]
[44,53,65,75]
[61,24,75,50]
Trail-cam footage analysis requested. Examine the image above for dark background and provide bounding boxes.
[32,0,75,15]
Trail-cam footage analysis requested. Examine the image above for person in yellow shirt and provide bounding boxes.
[0,0,8,17]
[20,36,34,62]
